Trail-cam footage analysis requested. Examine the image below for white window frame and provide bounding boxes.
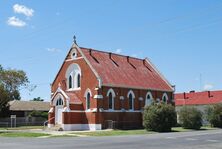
[162,93,169,103]
[84,89,92,110]
[145,91,153,106]
[127,90,135,111]
[65,63,81,91]
[106,88,116,110]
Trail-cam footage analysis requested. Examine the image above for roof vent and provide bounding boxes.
[143,59,152,72]
[126,56,136,69]
[89,49,99,64]
[183,92,189,99]
[109,53,119,67]
[190,90,195,93]
[208,91,213,98]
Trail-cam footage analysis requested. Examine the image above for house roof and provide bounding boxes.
[8,100,50,111]
[80,47,173,91]
[175,90,222,106]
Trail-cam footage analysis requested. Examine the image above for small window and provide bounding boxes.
[145,92,153,106]
[56,98,63,106]
[68,75,72,89]
[162,93,168,103]
[71,50,77,59]
[108,92,113,110]
[129,93,133,110]
[86,92,90,110]
[77,73,81,88]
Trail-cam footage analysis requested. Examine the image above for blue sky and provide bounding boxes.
[1,0,222,101]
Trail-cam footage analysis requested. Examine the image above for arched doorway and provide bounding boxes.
[55,98,64,124]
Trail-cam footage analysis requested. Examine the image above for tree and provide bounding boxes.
[178,106,202,130]
[206,104,222,128]
[143,103,177,132]
[0,65,29,115]
[32,97,44,101]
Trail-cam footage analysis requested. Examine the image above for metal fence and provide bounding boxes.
[0,117,47,127]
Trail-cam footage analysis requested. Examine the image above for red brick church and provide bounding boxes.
[48,38,174,131]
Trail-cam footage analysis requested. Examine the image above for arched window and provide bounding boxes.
[56,98,63,106]
[145,92,153,106]
[77,73,81,88]
[129,93,133,110]
[86,92,90,110]
[127,90,135,110]
[66,64,81,90]
[107,89,115,110]
[162,93,168,103]
[68,75,72,89]
[108,92,113,110]
[84,89,92,110]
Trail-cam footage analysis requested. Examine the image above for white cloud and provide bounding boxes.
[46,48,61,53]
[203,83,214,91]
[13,4,34,17]
[7,16,26,27]
[115,48,122,54]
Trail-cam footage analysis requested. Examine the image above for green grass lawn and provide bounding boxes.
[0,132,50,137]
[0,126,44,130]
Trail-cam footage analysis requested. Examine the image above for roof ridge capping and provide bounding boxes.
[79,46,145,61]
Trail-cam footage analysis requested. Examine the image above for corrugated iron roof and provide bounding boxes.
[81,47,173,91]
[8,100,50,111]
[175,90,222,106]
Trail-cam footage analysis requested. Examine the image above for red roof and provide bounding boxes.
[65,92,82,104]
[175,90,222,106]
[80,47,173,91]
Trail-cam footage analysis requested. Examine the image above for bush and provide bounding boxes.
[143,103,177,132]
[178,106,202,130]
[206,104,222,128]
[29,111,48,119]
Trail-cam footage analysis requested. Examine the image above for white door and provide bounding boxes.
[55,106,63,124]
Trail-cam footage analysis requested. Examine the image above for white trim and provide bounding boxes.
[145,91,153,106]
[48,124,54,128]
[67,109,141,113]
[62,124,102,131]
[162,92,169,103]
[102,110,142,113]
[139,97,143,101]
[48,107,54,113]
[103,84,173,92]
[76,45,103,88]
[65,57,84,62]
[127,90,135,111]
[120,96,124,100]
[107,88,115,110]
[84,88,92,97]
[93,95,103,99]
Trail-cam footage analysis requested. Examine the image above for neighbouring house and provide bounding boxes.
[0,100,50,127]
[8,100,50,117]
[48,39,174,131]
[175,90,222,124]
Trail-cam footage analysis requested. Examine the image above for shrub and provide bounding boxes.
[178,106,202,130]
[206,104,222,128]
[29,111,48,119]
[143,103,177,132]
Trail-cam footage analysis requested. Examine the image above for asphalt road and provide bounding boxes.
[0,129,222,149]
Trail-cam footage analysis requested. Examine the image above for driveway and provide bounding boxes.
[0,129,221,149]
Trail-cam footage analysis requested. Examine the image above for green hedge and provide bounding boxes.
[143,103,177,132]
[206,104,222,128]
[178,106,202,130]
